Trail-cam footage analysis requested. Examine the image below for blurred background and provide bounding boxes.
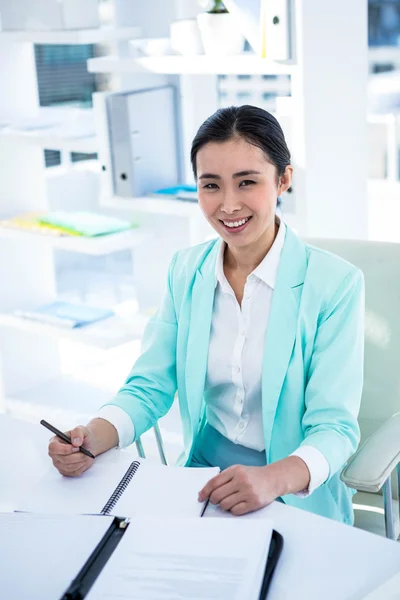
[0,0,398,462]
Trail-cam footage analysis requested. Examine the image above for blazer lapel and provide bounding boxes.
[185,241,220,437]
[262,228,307,459]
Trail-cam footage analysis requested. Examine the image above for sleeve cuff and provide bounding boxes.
[290,445,330,497]
[96,405,135,449]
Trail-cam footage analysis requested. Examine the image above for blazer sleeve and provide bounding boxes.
[103,252,179,442]
[300,268,365,478]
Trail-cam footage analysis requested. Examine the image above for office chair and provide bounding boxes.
[135,423,168,466]
[306,237,400,540]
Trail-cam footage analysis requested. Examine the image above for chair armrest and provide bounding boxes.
[341,413,400,493]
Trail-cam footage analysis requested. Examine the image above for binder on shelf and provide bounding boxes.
[98,85,180,198]
[223,0,294,61]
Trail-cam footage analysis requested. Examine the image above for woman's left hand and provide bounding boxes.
[198,464,280,516]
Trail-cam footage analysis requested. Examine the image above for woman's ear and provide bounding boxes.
[277,165,293,195]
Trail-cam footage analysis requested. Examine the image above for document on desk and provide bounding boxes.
[359,570,400,599]
[17,451,219,518]
[0,512,113,600]
[86,516,274,600]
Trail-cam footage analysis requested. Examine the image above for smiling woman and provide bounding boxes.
[48,105,365,527]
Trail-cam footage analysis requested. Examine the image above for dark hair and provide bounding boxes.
[190,105,291,181]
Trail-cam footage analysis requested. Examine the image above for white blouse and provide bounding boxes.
[98,221,330,496]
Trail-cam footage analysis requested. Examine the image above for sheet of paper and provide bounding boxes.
[86,516,273,600]
[357,571,400,600]
[0,512,113,600]
[16,448,136,515]
[114,461,219,518]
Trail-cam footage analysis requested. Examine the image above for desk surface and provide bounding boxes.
[2,414,400,600]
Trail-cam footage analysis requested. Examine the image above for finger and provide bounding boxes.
[209,480,241,505]
[219,492,245,512]
[198,468,236,501]
[230,502,249,516]
[70,426,88,448]
[53,452,91,466]
[49,437,80,457]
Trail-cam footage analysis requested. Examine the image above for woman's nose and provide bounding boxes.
[220,191,242,214]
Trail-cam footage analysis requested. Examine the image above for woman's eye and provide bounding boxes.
[203,183,219,190]
[239,180,256,187]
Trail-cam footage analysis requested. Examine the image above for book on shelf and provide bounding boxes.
[0,212,80,237]
[11,450,282,600]
[13,301,114,329]
[0,211,138,238]
[38,211,137,237]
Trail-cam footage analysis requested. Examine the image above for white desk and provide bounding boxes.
[2,414,400,600]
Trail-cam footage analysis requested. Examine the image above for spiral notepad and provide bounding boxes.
[20,454,219,520]
[100,460,140,515]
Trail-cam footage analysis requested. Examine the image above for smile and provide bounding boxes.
[220,216,252,232]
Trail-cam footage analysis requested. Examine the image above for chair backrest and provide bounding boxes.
[305,238,400,445]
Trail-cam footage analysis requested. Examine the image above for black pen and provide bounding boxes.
[40,419,95,459]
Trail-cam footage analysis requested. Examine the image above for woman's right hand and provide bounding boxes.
[48,425,96,477]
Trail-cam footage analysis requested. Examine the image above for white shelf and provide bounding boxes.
[1,129,97,153]
[101,195,201,218]
[0,311,149,351]
[0,107,97,153]
[87,54,296,75]
[0,26,140,45]
[0,227,150,256]
[5,375,117,422]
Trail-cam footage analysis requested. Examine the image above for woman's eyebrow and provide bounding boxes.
[198,173,220,180]
[232,170,262,178]
[198,169,262,180]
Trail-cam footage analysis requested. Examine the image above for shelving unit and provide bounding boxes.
[87,53,296,75]
[0,12,148,413]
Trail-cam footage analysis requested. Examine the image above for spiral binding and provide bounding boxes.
[100,460,141,515]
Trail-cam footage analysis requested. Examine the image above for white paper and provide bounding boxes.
[86,516,273,600]
[17,452,219,519]
[357,571,400,600]
[0,512,113,600]
[114,461,219,518]
[16,449,135,515]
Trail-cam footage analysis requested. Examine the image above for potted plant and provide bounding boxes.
[197,0,245,56]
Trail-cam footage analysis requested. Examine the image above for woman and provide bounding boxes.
[48,105,364,524]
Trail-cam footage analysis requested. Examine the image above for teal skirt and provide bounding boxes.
[189,422,267,470]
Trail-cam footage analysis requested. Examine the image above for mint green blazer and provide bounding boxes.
[108,227,364,525]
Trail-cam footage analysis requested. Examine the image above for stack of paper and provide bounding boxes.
[14,301,114,329]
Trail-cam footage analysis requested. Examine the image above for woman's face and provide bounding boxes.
[196,137,292,250]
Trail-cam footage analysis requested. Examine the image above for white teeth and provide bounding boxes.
[223,217,249,228]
